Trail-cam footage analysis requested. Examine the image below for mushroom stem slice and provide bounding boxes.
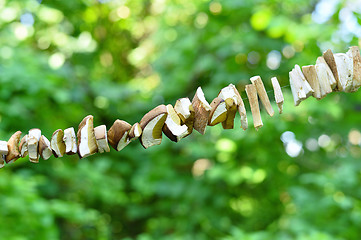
[250,76,274,117]
[63,127,77,155]
[28,128,41,163]
[0,141,8,168]
[139,105,168,149]
[333,53,353,92]
[245,84,263,130]
[346,46,361,91]
[94,125,110,153]
[19,135,28,158]
[302,65,321,99]
[316,57,337,90]
[271,77,284,114]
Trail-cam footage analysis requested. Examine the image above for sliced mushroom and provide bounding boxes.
[51,129,66,158]
[128,123,142,141]
[0,141,8,168]
[316,56,337,90]
[94,125,110,153]
[39,135,53,160]
[217,84,244,129]
[302,65,321,99]
[250,76,274,116]
[208,97,227,126]
[192,87,211,135]
[174,97,195,137]
[5,131,22,164]
[27,128,41,163]
[315,57,333,97]
[107,119,132,151]
[162,104,188,142]
[19,134,28,158]
[232,85,248,130]
[63,127,77,155]
[289,65,314,106]
[323,49,339,91]
[139,104,168,149]
[77,115,98,158]
[334,53,353,92]
[271,77,284,114]
[245,84,263,130]
[346,46,361,91]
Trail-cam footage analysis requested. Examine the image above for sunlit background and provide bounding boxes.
[1,0,361,239]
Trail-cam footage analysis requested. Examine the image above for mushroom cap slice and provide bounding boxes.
[28,128,41,163]
[139,104,168,149]
[221,98,238,129]
[192,87,211,135]
[5,131,22,164]
[208,97,227,126]
[128,123,142,141]
[94,125,110,153]
[39,135,53,160]
[77,115,98,158]
[162,104,188,142]
[51,129,66,158]
[107,119,132,151]
[174,97,195,137]
[63,127,77,155]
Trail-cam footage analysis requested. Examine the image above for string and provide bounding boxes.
[241,84,291,101]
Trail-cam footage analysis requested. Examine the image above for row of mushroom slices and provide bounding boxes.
[2,46,360,168]
[290,46,361,105]
[0,76,285,168]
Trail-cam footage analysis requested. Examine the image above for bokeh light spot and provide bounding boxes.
[305,138,319,151]
[247,51,260,65]
[348,129,361,145]
[318,134,331,148]
[192,158,212,177]
[250,9,272,31]
[20,13,34,26]
[266,50,281,70]
[215,138,237,153]
[282,45,295,58]
[48,52,65,69]
[94,96,109,109]
[209,2,222,15]
[117,6,130,19]
[194,12,208,29]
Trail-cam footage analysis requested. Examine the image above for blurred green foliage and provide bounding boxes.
[1,0,361,239]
